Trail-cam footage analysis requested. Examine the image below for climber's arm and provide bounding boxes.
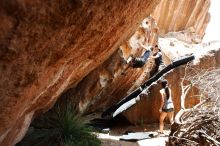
[140,44,149,50]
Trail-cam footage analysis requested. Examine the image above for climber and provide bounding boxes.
[158,79,174,134]
[149,45,165,73]
[127,45,153,68]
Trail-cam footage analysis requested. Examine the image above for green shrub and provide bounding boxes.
[17,104,101,146]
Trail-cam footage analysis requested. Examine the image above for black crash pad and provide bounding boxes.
[102,55,195,118]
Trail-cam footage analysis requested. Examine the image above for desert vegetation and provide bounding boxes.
[17,103,101,146]
[168,67,220,146]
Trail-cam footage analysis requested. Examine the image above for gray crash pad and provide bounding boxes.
[119,132,158,142]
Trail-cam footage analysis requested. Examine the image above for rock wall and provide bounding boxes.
[152,0,211,38]
[74,17,160,114]
[0,0,161,145]
[0,0,214,145]
[76,0,213,119]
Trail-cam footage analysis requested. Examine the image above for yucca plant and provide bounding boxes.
[17,103,101,146]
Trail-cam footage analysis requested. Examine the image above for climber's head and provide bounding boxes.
[153,45,160,53]
[154,45,160,51]
[161,79,168,88]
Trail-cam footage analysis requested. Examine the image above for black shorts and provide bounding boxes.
[162,108,174,112]
[133,58,146,68]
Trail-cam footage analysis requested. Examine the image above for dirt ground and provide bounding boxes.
[99,123,170,146]
[101,139,139,146]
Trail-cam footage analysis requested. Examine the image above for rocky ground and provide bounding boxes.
[102,139,139,146]
[98,123,170,146]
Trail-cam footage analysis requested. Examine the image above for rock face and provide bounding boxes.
[75,17,160,114]
[0,0,161,145]
[76,0,213,121]
[0,0,214,145]
[152,0,211,38]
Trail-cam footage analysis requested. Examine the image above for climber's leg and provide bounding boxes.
[167,111,174,125]
[159,112,167,134]
[141,50,151,62]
